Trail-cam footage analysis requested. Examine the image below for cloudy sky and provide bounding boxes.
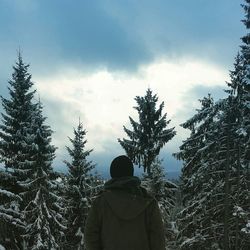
[0,0,245,175]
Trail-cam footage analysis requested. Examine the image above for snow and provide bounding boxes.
[43,202,52,219]
[236,128,248,137]
[0,211,13,221]
[56,177,62,183]
[241,220,250,234]
[0,188,15,197]
[75,227,83,237]
[34,234,43,249]
[0,189,22,201]
[34,189,41,205]
[233,206,245,217]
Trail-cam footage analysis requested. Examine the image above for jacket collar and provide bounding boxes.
[104,176,141,190]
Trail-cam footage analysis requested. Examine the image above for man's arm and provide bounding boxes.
[85,198,102,250]
[147,200,166,250]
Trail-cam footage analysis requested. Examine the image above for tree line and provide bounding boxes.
[0,53,177,249]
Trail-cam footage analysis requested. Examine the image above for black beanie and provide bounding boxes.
[110,155,134,178]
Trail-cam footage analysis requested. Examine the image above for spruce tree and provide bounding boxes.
[174,94,222,249]
[118,88,176,173]
[0,53,37,248]
[21,102,66,249]
[64,121,94,250]
[0,53,37,174]
[239,0,250,209]
[142,159,178,249]
[174,7,250,243]
[222,0,250,244]
[0,170,24,249]
[175,55,250,249]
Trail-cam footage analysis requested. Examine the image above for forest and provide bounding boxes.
[0,1,250,250]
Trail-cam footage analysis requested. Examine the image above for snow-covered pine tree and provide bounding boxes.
[217,52,250,249]
[21,101,66,249]
[175,51,250,249]
[142,159,178,249]
[214,1,250,245]
[0,170,24,249]
[64,121,95,250]
[118,88,176,173]
[173,94,222,249]
[213,95,240,249]
[0,53,37,177]
[239,2,250,238]
[205,75,249,249]
[222,18,250,245]
[0,53,38,248]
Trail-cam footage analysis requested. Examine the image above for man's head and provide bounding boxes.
[110,155,134,178]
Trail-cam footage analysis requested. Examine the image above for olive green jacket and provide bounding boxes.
[85,176,165,250]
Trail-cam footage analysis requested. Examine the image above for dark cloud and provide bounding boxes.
[0,0,244,76]
[0,0,151,74]
[105,0,244,67]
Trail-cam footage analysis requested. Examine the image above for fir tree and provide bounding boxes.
[142,159,178,249]
[0,53,37,174]
[0,170,24,249]
[64,121,94,250]
[21,102,66,249]
[239,0,250,206]
[223,0,250,244]
[175,64,249,248]
[174,94,222,249]
[118,88,176,173]
[0,53,37,248]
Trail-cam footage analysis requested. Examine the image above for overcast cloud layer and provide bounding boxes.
[0,0,245,174]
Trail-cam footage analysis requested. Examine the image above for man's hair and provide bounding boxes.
[110,155,134,178]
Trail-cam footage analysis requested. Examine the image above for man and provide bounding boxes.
[85,155,165,250]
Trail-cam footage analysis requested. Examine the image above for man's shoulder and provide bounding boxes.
[91,189,112,206]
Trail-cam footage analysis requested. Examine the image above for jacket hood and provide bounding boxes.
[103,177,153,220]
[104,176,141,190]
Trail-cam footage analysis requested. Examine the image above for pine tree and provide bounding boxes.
[21,101,66,249]
[175,55,250,249]
[207,84,249,249]
[174,94,222,249]
[0,170,24,249]
[239,0,250,219]
[64,121,94,250]
[0,53,37,174]
[0,53,38,248]
[118,88,176,173]
[222,0,250,244]
[142,159,178,249]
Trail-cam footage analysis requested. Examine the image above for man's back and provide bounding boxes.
[85,176,165,250]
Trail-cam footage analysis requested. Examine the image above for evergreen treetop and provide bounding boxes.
[119,88,176,173]
[63,120,95,249]
[0,53,37,171]
[65,120,94,186]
